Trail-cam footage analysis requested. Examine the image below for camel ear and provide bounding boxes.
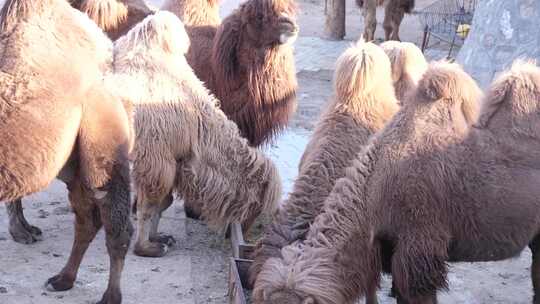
[212,15,241,85]
[303,296,316,304]
[475,79,510,128]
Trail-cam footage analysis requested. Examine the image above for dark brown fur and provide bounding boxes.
[358,0,415,41]
[0,1,132,303]
[254,61,540,304]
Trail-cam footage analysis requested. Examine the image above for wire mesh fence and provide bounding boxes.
[414,0,478,58]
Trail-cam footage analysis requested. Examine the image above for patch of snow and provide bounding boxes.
[263,129,311,198]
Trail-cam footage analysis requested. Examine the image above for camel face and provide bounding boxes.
[242,0,298,47]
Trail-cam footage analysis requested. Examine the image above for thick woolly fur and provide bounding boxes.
[381,40,427,102]
[0,1,132,303]
[251,41,399,291]
[164,0,298,147]
[162,0,220,27]
[358,0,415,41]
[255,61,540,303]
[71,0,155,40]
[109,11,281,256]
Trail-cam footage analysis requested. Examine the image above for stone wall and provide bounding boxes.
[457,0,540,87]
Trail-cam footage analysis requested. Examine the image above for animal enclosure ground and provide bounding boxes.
[0,0,536,303]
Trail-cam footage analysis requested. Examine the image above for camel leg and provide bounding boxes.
[148,192,176,246]
[76,83,133,304]
[6,199,43,244]
[365,284,378,304]
[362,0,377,41]
[392,235,447,304]
[95,172,132,304]
[529,235,540,303]
[134,194,169,257]
[390,9,405,41]
[46,179,101,292]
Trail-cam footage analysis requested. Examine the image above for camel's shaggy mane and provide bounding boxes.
[79,0,129,31]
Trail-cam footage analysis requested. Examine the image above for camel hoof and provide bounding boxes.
[184,206,201,220]
[133,241,169,257]
[10,224,43,244]
[96,289,121,304]
[150,234,176,247]
[45,274,75,291]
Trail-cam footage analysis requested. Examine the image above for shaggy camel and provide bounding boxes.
[0,1,132,303]
[381,40,427,102]
[162,0,298,219]
[70,0,155,40]
[249,41,399,292]
[253,61,540,303]
[108,11,282,257]
[357,0,415,41]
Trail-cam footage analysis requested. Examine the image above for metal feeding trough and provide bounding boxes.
[228,222,255,304]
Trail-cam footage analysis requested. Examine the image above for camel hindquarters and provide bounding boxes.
[47,86,133,304]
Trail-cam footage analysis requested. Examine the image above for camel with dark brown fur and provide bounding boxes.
[162,0,299,220]
[357,0,415,41]
[254,61,540,304]
[0,1,132,303]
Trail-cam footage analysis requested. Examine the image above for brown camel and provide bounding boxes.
[254,61,540,303]
[0,1,132,303]
[5,0,148,244]
[249,41,399,296]
[357,0,415,41]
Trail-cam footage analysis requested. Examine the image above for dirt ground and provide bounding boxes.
[0,0,536,304]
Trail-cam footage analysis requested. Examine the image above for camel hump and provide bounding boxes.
[477,60,540,128]
[334,40,392,98]
[80,0,128,31]
[118,10,190,55]
[417,61,478,102]
[0,0,56,31]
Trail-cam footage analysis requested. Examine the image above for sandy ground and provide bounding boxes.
[0,0,536,304]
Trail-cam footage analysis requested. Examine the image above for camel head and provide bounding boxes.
[226,0,298,50]
[253,256,318,304]
[244,0,298,46]
[476,60,540,137]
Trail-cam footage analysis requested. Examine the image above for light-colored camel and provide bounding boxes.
[108,11,282,257]
[0,0,132,303]
[249,41,399,295]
